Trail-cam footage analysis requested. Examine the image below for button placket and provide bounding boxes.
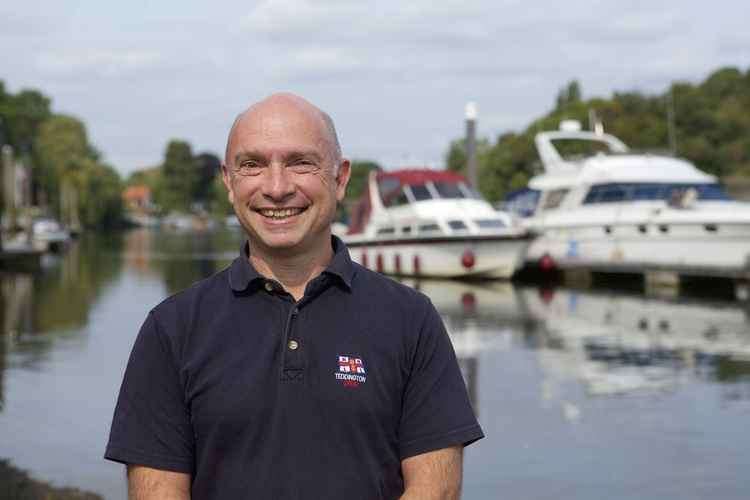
[281,304,304,382]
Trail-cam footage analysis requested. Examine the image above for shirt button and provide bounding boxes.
[288,340,299,350]
[264,281,273,292]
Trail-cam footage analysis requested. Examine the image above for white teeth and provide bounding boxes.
[259,208,304,219]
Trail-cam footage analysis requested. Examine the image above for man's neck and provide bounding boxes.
[249,238,334,301]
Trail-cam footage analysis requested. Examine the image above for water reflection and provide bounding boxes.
[523,287,750,402]
[401,280,538,413]
[123,228,241,293]
[0,236,125,373]
[0,230,748,499]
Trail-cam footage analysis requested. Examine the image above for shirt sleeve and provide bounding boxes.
[104,311,194,473]
[398,299,484,460]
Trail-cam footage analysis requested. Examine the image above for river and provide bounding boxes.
[1,228,748,499]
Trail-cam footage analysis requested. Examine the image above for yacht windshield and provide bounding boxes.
[409,184,433,201]
[377,178,400,202]
[433,182,465,199]
[584,183,731,204]
[383,187,410,207]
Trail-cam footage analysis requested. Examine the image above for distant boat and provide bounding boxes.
[32,218,72,252]
[505,120,750,278]
[4,217,72,254]
[342,168,530,278]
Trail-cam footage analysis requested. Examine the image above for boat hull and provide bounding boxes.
[345,234,530,279]
[525,222,750,277]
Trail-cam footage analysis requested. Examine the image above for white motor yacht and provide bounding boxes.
[342,168,530,278]
[504,121,750,278]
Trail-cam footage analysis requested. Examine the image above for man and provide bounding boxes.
[105,93,483,499]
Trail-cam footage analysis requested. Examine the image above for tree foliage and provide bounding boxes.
[33,114,123,228]
[1,81,124,229]
[129,145,229,215]
[346,160,381,203]
[446,66,750,202]
[156,140,198,212]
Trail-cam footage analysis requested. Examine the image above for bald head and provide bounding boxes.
[224,93,342,169]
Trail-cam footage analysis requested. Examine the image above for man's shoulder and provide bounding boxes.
[350,263,431,309]
[150,266,232,320]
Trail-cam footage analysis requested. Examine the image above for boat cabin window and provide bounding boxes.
[502,188,540,217]
[584,183,731,204]
[459,184,482,199]
[377,177,400,200]
[418,223,442,234]
[433,181,466,199]
[376,226,395,236]
[401,225,413,235]
[448,220,468,231]
[541,189,569,210]
[475,219,505,229]
[409,184,433,201]
[382,186,410,207]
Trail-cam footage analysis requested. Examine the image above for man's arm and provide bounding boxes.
[400,446,463,500]
[127,465,191,500]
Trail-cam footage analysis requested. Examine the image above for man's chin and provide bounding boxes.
[251,234,307,255]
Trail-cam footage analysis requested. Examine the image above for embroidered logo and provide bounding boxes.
[335,355,367,388]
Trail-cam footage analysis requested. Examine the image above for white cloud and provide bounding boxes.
[34,49,163,78]
[1,0,747,175]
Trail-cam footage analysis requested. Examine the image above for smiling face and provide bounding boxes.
[222,94,350,259]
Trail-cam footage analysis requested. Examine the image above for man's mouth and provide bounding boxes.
[255,207,308,220]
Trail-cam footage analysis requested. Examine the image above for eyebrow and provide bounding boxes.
[233,150,324,166]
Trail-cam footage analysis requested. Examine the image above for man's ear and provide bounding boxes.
[335,159,351,202]
[221,164,235,205]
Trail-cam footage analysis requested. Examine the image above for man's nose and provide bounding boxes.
[262,164,295,202]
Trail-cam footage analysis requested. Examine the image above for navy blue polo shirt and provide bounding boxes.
[105,237,483,499]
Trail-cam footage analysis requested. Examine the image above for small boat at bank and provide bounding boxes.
[32,218,72,252]
[504,121,750,279]
[342,169,530,278]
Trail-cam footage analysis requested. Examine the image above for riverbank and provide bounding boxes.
[0,459,103,500]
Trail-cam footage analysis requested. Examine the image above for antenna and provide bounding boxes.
[666,89,677,155]
[465,102,478,188]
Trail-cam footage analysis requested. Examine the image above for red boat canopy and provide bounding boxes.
[376,168,468,187]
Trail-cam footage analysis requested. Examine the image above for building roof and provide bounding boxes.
[123,185,151,201]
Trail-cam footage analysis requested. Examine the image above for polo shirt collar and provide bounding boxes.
[228,235,355,292]
[228,241,265,292]
[323,235,355,291]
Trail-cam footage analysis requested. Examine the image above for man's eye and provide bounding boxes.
[237,161,263,175]
[289,160,316,173]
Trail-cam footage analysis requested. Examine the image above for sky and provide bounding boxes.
[1,0,748,176]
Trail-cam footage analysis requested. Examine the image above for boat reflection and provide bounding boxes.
[521,286,750,410]
[400,279,538,414]
[0,235,125,376]
[405,278,750,422]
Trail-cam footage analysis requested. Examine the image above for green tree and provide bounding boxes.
[194,152,221,205]
[555,80,582,110]
[35,115,91,226]
[346,160,381,202]
[157,140,198,212]
[0,84,52,153]
[445,138,491,176]
[35,115,124,228]
[210,173,233,216]
[445,65,750,202]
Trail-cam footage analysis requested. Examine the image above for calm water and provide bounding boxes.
[1,229,749,499]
